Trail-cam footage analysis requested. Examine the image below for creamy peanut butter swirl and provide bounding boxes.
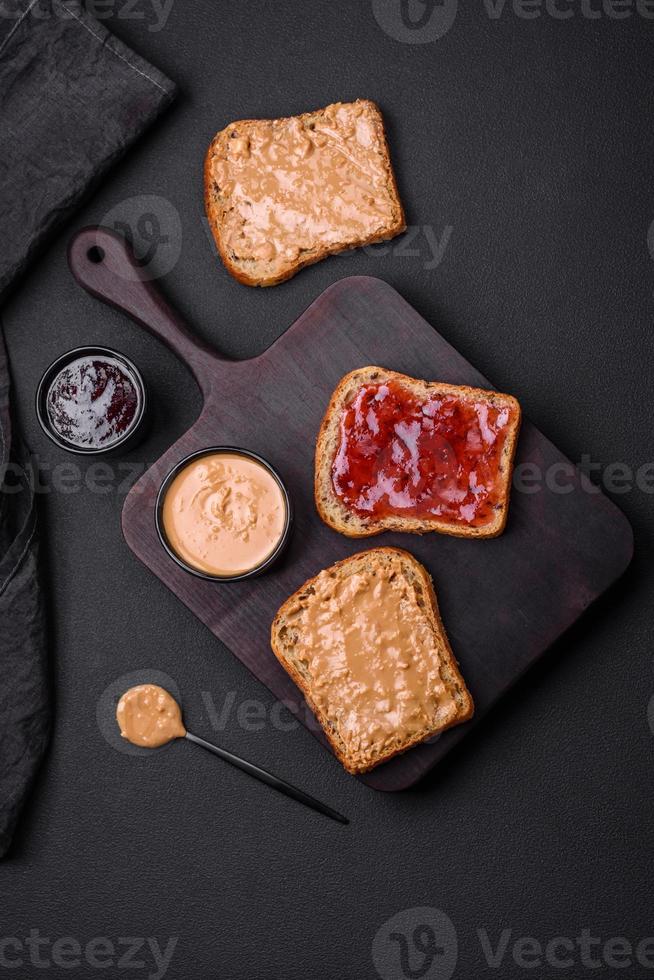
[162,452,287,577]
[211,100,400,264]
[284,557,455,764]
[116,684,185,748]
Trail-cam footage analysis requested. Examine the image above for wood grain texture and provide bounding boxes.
[69,227,633,791]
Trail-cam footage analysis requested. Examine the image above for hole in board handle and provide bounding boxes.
[87,246,105,264]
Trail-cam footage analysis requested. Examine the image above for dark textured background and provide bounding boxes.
[1,2,653,978]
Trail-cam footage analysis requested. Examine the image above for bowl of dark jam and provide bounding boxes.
[36,346,147,455]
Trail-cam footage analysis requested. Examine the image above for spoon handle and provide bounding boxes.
[184,731,348,825]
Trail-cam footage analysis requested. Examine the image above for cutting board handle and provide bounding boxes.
[68,226,223,398]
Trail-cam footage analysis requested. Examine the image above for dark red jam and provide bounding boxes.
[332,380,517,527]
[46,356,139,450]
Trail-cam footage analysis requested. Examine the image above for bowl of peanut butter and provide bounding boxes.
[155,446,293,581]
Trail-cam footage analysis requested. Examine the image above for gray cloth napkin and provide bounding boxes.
[0,0,177,302]
[0,325,49,858]
[0,0,176,855]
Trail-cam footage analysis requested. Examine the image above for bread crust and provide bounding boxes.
[204,99,406,287]
[314,366,522,539]
[270,547,474,775]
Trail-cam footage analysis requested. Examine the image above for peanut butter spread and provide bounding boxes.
[116,685,186,748]
[211,100,400,263]
[284,559,456,763]
[162,452,287,577]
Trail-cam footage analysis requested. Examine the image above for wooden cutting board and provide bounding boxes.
[69,227,633,791]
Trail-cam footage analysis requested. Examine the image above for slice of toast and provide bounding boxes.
[204,99,405,287]
[271,548,473,774]
[315,366,521,539]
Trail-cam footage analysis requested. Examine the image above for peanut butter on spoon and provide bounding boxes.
[116,684,186,748]
[114,683,347,824]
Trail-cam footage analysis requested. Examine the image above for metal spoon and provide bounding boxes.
[116,684,348,825]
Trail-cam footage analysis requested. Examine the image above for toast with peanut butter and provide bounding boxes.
[204,100,405,287]
[270,548,474,775]
[315,367,521,539]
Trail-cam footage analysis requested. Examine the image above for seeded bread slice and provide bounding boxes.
[315,366,522,540]
[204,99,406,287]
[270,548,474,775]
